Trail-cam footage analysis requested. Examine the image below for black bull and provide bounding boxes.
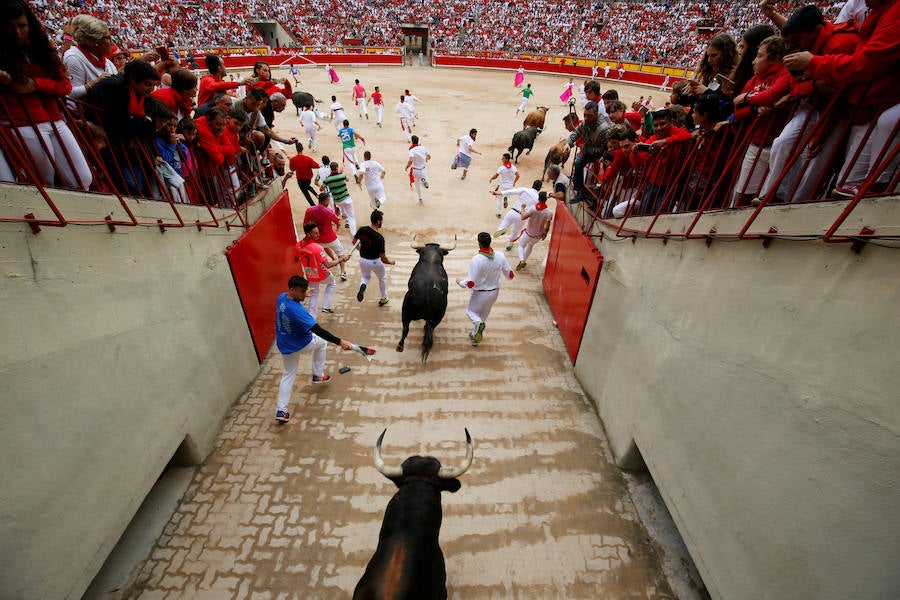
[353,429,474,600]
[396,242,454,364]
[291,91,315,115]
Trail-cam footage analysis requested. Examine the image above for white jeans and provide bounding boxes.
[518,232,541,262]
[399,117,411,141]
[366,183,387,208]
[498,210,526,245]
[359,256,388,298]
[839,102,900,187]
[5,120,93,190]
[466,289,500,326]
[411,167,427,198]
[356,97,368,117]
[335,197,356,235]
[732,143,771,206]
[307,272,336,314]
[761,106,816,202]
[277,335,327,412]
[304,126,318,150]
[375,104,383,123]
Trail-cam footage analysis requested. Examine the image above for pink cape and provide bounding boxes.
[559,85,573,103]
[514,71,524,87]
[328,66,339,83]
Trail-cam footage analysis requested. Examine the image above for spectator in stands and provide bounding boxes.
[193,91,233,120]
[175,116,198,201]
[630,107,693,213]
[0,0,92,190]
[783,0,899,200]
[154,110,189,203]
[732,24,778,98]
[757,5,859,204]
[198,54,251,107]
[689,33,739,97]
[194,106,238,205]
[64,14,116,99]
[109,45,128,73]
[152,68,197,121]
[719,35,791,206]
[566,101,611,205]
[86,59,163,195]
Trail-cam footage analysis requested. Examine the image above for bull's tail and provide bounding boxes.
[421,322,434,365]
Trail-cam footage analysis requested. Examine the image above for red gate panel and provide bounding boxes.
[543,203,603,363]
[226,192,299,362]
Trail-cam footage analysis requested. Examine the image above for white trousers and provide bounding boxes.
[375,104,383,124]
[307,272,336,314]
[366,183,387,208]
[356,97,368,117]
[466,289,500,326]
[343,148,359,175]
[411,167,427,198]
[304,126,318,150]
[761,106,816,202]
[277,335,327,412]
[6,120,93,190]
[399,117,411,141]
[518,232,541,262]
[840,102,900,187]
[336,197,356,235]
[498,209,526,244]
[732,143,771,206]
[359,256,387,298]
[321,238,346,274]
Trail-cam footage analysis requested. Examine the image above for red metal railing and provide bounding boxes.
[576,90,899,247]
[0,95,276,233]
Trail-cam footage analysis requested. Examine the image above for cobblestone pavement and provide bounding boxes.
[130,66,673,599]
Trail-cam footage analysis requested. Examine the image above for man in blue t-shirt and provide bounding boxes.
[274,275,354,423]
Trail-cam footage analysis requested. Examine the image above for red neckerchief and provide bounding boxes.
[409,143,416,150]
[535,202,547,210]
[502,160,512,168]
[479,247,495,259]
[77,44,108,70]
[128,87,145,118]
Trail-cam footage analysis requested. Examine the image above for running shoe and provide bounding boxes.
[312,375,331,384]
[275,410,290,423]
[473,322,485,344]
[493,228,508,238]
[357,283,366,302]
[378,297,390,306]
[340,272,348,281]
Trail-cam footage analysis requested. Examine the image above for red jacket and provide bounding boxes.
[0,63,70,125]
[197,74,239,106]
[152,86,194,118]
[807,0,900,107]
[733,62,792,146]
[789,22,859,99]
[630,125,693,185]
[194,116,240,174]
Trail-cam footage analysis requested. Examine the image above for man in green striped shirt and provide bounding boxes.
[322,162,357,235]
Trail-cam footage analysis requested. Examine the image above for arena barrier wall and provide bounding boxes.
[226,191,299,362]
[543,202,603,363]
[433,55,687,88]
[223,52,404,69]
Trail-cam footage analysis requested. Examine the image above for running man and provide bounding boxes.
[299,104,320,152]
[395,95,413,142]
[329,95,346,131]
[304,191,347,281]
[360,150,387,209]
[515,191,553,271]
[338,119,365,182]
[405,135,431,204]
[494,179,542,251]
[488,152,520,218]
[456,232,514,347]
[273,275,357,423]
[352,79,369,119]
[353,209,395,306]
[516,83,534,115]
[289,142,320,206]
[403,89,420,127]
[296,222,348,314]
[371,85,383,127]
[322,161,358,235]
[452,128,481,180]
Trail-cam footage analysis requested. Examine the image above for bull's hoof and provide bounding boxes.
[396,344,404,352]
[526,149,532,154]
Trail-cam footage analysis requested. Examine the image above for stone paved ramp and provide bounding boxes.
[131,240,673,599]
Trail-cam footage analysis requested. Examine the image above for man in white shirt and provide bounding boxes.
[360,150,387,209]
[456,232,514,347]
[454,128,481,181]
[403,89,420,127]
[405,135,431,204]
[329,95,346,131]
[494,180,542,251]
[515,191,553,271]
[395,95,413,142]
[488,153,519,217]
[300,105,320,152]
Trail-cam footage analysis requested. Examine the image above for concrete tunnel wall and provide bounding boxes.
[570,200,900,600]
[0,185,273,599]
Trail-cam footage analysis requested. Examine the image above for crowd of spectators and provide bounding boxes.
[29,0,843,67]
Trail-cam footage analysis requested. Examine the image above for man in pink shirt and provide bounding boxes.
[352,79,369,120]
[304,192,347,281]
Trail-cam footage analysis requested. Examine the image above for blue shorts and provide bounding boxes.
[453,153,472,169]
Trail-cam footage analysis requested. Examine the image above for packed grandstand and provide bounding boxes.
[31,0,843,66]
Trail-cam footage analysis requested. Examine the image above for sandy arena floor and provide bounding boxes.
[130,64,676,599]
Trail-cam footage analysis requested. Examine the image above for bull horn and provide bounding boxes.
[410,234,425,250]
[438,428,474,478]
[374,429,404,477]
[438,235,458,253]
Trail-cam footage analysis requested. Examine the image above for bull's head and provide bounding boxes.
[374,428,474,490]
[410,234,457,255]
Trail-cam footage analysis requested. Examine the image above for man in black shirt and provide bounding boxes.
[353,210,395,306]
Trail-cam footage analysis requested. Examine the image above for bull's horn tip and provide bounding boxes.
[464,428,471,442]
[377,428,387,444]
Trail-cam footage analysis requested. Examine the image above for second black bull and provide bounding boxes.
[508,125,542,163]
[396,238,457,364]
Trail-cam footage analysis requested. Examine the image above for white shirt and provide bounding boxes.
[300,108,317,130]
[458,135,476,157]
[495,164,518,191]
[458,251,513,291]
[837,0,868,24]
[503,187,540,212]
[330,102,345,122]
[316,164,332,185]
[409,145,430,169]
[523,205,553,238]
[395,102,413,119]
[404,93,419,110]
[64,46,117,99]
[360,160,384,188]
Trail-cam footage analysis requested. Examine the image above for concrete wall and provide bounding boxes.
[570,201,900,599]
[0,185,277,599]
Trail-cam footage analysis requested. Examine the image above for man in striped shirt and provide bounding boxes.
[322,162,358,236]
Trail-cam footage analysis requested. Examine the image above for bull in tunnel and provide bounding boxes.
[353,428,474,600]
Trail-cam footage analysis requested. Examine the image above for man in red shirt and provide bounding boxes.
[197,54,254,107]
[289,142,320,206]
[151,68,196,121]
[371,85,383,128]
[296,222,348,314]
[304,192,347,281]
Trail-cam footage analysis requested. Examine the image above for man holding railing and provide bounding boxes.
[566,101,611,207]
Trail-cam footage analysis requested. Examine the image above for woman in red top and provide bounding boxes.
[0,0,92,190]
